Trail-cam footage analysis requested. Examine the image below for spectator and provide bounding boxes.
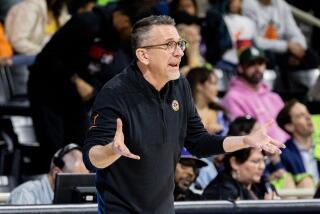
[5,0,70,55]
[204,0,233,65]
[170,0,205,76]
[215,0,256,73]
[8,143,89,205]
[174,148,207,201]
[242,0,318,72]
[187,67,228,137]
[203,116,280,200]
[221,46,289,143]
[277,99,318,192]
[186,66,229,189]
[27,1,152,173]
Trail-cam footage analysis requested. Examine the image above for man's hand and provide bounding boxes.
[287,42,305,59]
[111,118,140,160]
[243,120,285,154]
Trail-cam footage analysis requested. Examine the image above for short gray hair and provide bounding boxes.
[131,15,176,51]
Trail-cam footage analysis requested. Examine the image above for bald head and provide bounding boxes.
[62,150,89,173]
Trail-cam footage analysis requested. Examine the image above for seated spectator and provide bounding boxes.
[242,0,318,72]
[203,116,279,200]
[8,143,89,205]
[215,0,256,73]
[221,46,289,143]
[204,0,232,65]
[5,0,70,55]
[170,0,206,76]
[186,66,229,189]
[277,99,318,192]
[27,1,152,174]
[174,148,207,201]
[187,66,229,135]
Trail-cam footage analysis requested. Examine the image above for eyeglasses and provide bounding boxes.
[139,40,188,53]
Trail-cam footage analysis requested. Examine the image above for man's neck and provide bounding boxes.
[293,134,313,150]
[137,62,166,91]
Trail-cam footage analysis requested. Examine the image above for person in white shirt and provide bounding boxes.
[242,0,318,72]
[8,143,89,205]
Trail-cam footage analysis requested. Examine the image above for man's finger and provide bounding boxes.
[268,138,286,148]
[262,143,282,154]
[116,118,123,133]
[124,153,141,160]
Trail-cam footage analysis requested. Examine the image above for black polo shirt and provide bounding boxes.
[83,62,225,213]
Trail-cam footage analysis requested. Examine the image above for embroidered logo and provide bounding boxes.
[171,100,179,112]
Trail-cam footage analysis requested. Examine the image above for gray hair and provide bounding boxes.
[131,15,176,51]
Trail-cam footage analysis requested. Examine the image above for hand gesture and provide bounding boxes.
[111,118,140,160]
[243,120,285,154]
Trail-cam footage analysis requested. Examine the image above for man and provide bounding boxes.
[277,99,318,189]
[221,46,289,144]
[83,15,284,213]
[242,0,318,72]
[8,143,89,204]
[174,148,207,201]
[28,0,152,173]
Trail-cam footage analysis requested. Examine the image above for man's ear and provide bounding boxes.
[284,123,294,133]
[136,49,149,65]
[51,166,62,181]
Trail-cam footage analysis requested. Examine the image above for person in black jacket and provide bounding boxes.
[83,15,285,213]
[203,116,279,200]
[27,1,152,173]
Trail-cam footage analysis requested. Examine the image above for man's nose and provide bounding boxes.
[173,45,184,57]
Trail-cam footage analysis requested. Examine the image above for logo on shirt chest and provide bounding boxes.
[171,100,179,112]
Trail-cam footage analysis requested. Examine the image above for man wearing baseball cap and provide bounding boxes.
[222,46,289,144]
[174,148,207,201]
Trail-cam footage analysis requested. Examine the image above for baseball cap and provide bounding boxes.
[239,46,267,65]
[180,148,208,168]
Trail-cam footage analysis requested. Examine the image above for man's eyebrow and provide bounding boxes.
[163,37,182,42]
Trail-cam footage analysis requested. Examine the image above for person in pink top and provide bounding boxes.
[221,46,289,143]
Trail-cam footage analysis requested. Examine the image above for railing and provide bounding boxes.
[0,200,320,214]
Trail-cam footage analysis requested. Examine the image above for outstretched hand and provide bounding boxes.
[111,118,140,160]
[243,120,285,154]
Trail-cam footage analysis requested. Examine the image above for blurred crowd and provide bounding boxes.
[1,0,320,204]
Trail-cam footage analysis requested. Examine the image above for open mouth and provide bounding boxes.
[169,62,179,68]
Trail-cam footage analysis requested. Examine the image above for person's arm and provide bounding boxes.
[223,120,285,154]
[183,78,284,157]
[83,89,140,170]
[88,119,140,169]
